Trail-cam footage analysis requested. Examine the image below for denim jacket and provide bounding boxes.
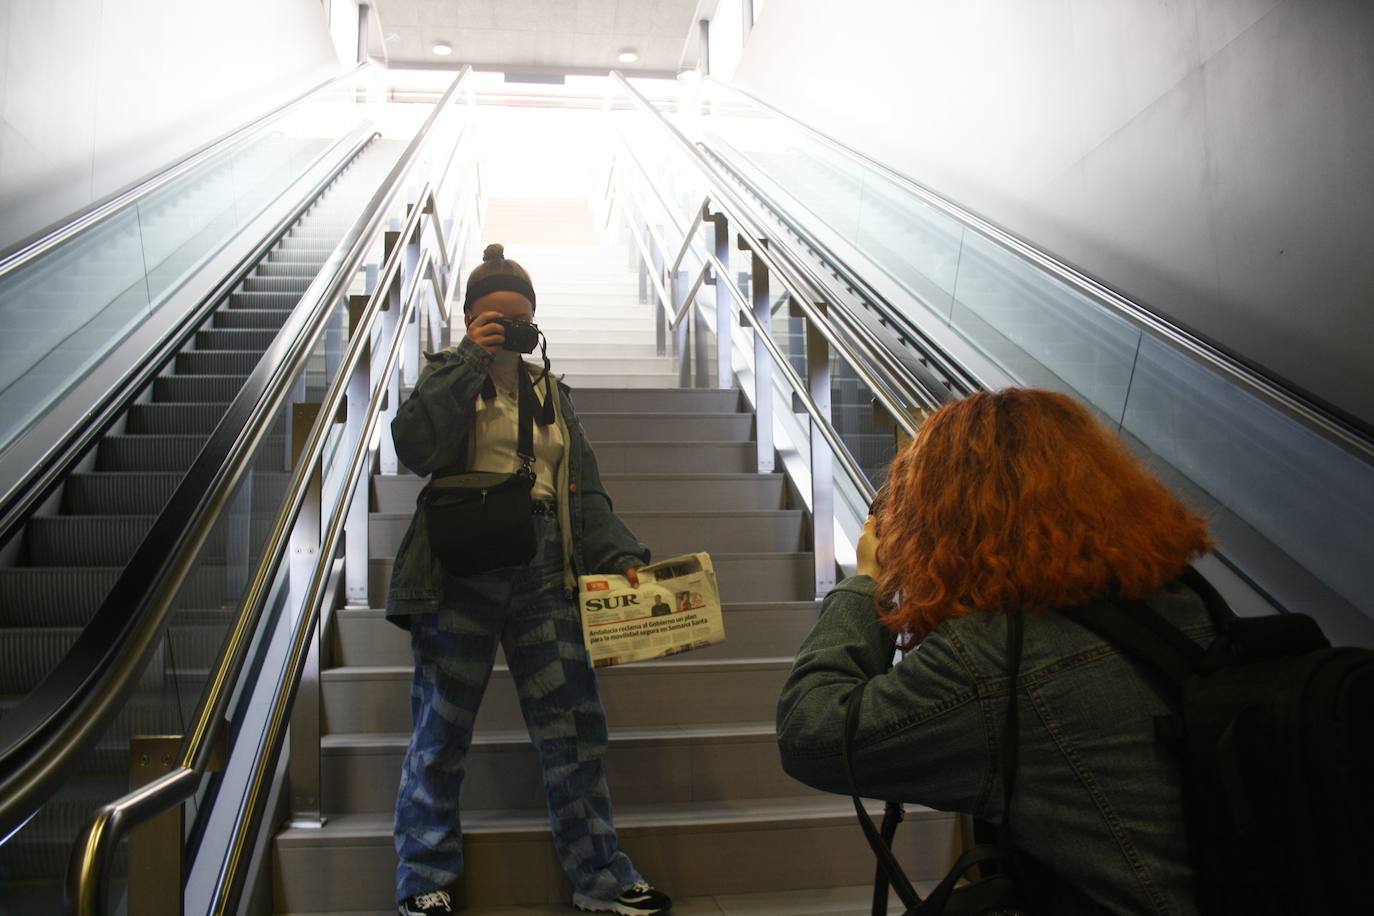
[777,575,1212,916]
[385,336,650,624]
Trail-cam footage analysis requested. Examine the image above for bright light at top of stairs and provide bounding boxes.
[617,49,638,63]
[432,41,452,56]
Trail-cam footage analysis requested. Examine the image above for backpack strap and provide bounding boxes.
[1056,597,1204,705]
[843,686,923,910]
[1178,566,1237,629]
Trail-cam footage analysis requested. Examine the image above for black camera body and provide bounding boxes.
[496,317,540,354]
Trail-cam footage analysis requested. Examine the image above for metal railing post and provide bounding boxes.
[288,402,324,826]
[653,223,667,356]
[127,735,184,916]
[673,268,691,387]
[750,245,775,473]
[344,295,373,608]
[378,244,401,476]
[710,210,732,389]
[806,311,836,597]
[401,218,422,386]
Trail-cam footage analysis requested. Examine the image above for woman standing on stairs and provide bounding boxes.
[385,244,673,916]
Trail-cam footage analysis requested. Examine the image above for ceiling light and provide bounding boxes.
[617,49,639,64]
[432,41,453,56]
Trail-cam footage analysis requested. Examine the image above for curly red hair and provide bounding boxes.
[875,388,1211,640]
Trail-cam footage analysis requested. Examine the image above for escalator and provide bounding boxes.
[0,66,419,909]
[636,75,1374,646]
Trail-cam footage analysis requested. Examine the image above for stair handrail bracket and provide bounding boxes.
[0,66,475,916]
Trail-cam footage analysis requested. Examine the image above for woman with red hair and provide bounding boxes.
[777,388,1213,915]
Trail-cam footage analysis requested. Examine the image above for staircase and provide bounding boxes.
[270,198,957,914]
[0,138,401,909]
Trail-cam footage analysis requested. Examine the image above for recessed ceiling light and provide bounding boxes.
[617,49,639,64]
[432,41,453,56]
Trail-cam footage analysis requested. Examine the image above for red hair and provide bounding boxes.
[875,389,1211,641]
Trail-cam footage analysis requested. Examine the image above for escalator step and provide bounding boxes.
[98,434,207,471]
[229,290,301,310]
[65,472,182,514]
[153,374,247,402]
[27,515,155,566]
[99,433,286,472]
[0,564,241,628]
[266,248,327,264]
[0,567,120,626]
[194,328,279,351]
[174,350,262,375]
[0,627,164,693]
[127,403,227,435]
[65,471,291,515]
[213,308,294,330]
[243,276,312,294]
[257,262,320,279]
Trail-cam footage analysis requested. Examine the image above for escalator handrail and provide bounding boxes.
[0,122,379,563]
[0,66,472,847]
[703,77,1374,459]
[697,135,982,400]
[0,62,379,277]
[608,73,946,434]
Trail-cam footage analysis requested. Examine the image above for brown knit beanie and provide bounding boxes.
[463,243,536,313]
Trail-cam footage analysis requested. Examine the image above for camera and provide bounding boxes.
[495,317,541,354]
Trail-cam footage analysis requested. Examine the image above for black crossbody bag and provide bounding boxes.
[843,610,1034,916]
[420,366,541,577]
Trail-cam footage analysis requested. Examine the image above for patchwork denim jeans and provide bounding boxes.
[393,515,641,902]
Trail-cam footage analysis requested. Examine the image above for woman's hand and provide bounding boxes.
[466,310,505,354]
[856,516,883,580]
[625,566,641,588]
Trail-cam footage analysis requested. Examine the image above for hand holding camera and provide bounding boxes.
[467,312,541,355]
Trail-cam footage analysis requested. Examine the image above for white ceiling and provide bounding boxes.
[373,0,701,77]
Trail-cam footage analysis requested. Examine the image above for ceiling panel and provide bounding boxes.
[376,0,698,75]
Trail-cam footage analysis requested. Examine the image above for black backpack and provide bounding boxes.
[1057,568,1374,916]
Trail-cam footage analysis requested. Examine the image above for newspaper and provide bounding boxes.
[578,552,725,668]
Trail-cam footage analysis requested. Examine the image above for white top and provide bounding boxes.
[470,351,563,501]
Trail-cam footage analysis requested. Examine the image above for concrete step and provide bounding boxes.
[560,371,699,389]
[372,472,786,514]
[565,388,741,414]
[322,656,795,733]
[272,799,957,910]
[270,883,932,916]
[320,722,823,815]
[369,509,801,561]
[590,441,756,473]
[331,601,819,668]
[577,412,753,442]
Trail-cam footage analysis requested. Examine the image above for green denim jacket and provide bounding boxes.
[384,336,650,624]
[778,575,1212,916]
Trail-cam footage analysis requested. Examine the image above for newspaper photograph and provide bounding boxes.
[578,552,725,668]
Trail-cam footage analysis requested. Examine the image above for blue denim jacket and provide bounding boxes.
[777,575,1212,916]
[385,337,650,624]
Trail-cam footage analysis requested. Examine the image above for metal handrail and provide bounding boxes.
[0,62,379,279]
[608,74,939,436]
[703,77,1374,459]
[65,64,476,914]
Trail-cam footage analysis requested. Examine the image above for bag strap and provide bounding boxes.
[844,687,923,910]
[1056,597,1204,704]
[999,609,1024,860]
[515,364,536,475]
[844,611,1028,915]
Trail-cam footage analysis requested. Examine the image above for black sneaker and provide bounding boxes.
[397,889,459,915]
[573,880,673,914]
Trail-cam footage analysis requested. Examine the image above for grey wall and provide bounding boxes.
[733,0,1374,428]
[0,0,341,254]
